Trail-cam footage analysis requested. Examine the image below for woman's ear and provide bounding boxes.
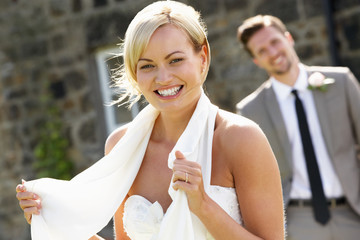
[200,45,208,68]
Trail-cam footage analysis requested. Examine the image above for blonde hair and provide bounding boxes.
[112,0,210,108]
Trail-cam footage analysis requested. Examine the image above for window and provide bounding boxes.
[95,47,145,134]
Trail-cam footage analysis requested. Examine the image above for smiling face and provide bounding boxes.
[247,26,299,78]
[136,24,207,114]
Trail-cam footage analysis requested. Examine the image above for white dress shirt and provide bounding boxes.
[271,64,343,199]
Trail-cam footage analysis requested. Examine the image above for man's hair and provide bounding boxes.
[237,15,288,56]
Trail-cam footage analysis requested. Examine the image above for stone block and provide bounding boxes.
[50,81,66,99]
[190,0,221,16]
[224,0,249,12]
[63,70,87,92]
[78,117,97,143]
[73,0,82,12]
[86,11,132,48]
[50,0,67,16]
[303,0,323,18]
[94,0,107,8]
[19,39,48,59]
[4,103,21,121]
[255,0,299,23]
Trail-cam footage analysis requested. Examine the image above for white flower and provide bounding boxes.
[307,72,335,92]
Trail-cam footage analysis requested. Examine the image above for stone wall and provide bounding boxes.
[1,0,359,239]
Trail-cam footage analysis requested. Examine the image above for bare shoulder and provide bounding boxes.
[215,109,273,167]
[216,109,266,147]
[215,111,284,239]
[104,124,129,155]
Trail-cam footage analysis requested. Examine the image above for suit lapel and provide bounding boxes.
[264,84,293,168]
[307,70,335,159]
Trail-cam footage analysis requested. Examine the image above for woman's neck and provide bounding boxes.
[152,101,198,145]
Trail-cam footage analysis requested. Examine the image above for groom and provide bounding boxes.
[235,15,360,239]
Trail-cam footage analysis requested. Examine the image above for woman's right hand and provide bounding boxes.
[15,180,41,224]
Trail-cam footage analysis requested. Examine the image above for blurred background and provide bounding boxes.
[1,0,359,239]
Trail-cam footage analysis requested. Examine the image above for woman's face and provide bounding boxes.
[136,24,207,114]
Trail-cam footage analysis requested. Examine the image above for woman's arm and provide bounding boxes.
[172,113,285,240]
[206,121,284,239]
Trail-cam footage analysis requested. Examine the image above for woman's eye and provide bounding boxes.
[170,58,183,64]
[140,64,154,70]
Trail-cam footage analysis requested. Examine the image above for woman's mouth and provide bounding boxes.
[156,86,183,97]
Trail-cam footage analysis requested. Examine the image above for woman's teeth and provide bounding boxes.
[157,86,181,97]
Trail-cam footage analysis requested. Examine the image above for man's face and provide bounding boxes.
[247,26,298,76]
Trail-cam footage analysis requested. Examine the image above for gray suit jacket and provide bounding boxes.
[236,65,360,215]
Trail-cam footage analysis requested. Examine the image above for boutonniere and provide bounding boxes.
[307,72,335,92]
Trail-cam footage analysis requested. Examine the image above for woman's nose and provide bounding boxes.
[155,66,172,84]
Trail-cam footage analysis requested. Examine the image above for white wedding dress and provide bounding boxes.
[25,92,242,240]
[123,185,242,240]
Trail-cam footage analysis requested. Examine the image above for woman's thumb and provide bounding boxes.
[175,150,185,159]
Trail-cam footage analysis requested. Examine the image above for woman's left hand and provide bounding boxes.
[171,150,208,214]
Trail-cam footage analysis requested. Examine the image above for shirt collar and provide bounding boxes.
[271,63,308,101]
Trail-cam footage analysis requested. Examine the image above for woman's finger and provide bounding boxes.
[23,207,38,224]
[172,170,191,183]
[16,191,39,201]
[24,212,32,224]
[19,199,42,210]
[15,184,26,193]
[22,200,41,225]
[16,179,27,192]
[24,205,40,215]
[175,150,186,159]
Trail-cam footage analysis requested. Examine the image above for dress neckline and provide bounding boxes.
[127,184,236,209]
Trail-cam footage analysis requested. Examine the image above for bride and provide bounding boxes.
[16,1,284,239]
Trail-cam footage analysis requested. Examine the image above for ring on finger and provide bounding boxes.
[185,172,189,183]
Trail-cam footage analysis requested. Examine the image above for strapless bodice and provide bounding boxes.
[123,185,242,240]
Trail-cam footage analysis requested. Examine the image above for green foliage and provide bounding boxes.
[33,93,74,180]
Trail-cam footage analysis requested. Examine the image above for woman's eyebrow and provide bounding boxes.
[165,51,184,60]
[138,50,185,62]
[138,58,153,62]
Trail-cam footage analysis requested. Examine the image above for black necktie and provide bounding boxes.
[292,89,330,225]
